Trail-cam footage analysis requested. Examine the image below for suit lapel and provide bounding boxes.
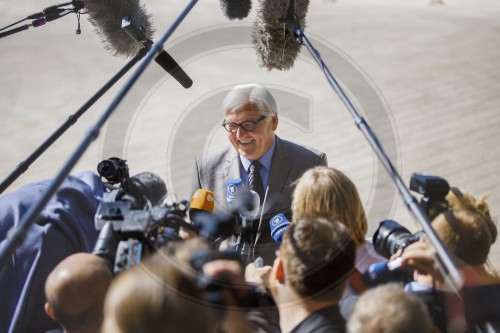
[224,148,241,182]
[255,136,291,245]
[265,136,291,213]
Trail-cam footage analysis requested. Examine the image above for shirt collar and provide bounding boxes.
[240,136,276,172]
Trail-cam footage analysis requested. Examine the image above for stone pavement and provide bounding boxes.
[1,0,499,272]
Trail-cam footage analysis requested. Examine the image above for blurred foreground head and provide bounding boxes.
[45,253,112,333]
[102,251,216,333]
[347,283,434,333]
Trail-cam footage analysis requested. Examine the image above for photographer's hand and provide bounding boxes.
[245,263,272,286]
[400,239,443,283]
[202,260,252,333]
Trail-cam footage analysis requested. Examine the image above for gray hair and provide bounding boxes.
[222,84,277,117]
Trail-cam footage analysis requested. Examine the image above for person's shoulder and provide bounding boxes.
[195,145,232,161]
[279,137,323,155]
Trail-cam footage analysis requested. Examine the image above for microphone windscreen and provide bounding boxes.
[123,172,167,207]
[269,213,291,244]
[219,0,252,20]
[84,0,154,58]
[226,178,243,210]
[241,190,260,220]
[252,0,310,71]
[190,189,215,213]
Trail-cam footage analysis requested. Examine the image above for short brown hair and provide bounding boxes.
[104,251,215,333]
[279,218,355,300]
[292,166,368,246]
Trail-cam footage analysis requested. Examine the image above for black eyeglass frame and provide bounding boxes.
[222,115,269,133]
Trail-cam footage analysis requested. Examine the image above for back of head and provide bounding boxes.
[45,253,112,333]
[222,83,277,116]
[433,209,492,266]
[446,187,497,243]
[103,251,216,333]
[291,166,368,246]
[347,283,433,333]
[280,218,356,300]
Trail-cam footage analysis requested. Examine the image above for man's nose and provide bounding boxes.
[235,126,249,136]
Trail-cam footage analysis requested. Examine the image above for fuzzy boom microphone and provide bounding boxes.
[219,0,252,20]
[252,0,310,71]
[84,0,154,58]
[84,0,193,88]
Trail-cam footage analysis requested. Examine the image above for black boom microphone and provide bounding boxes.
[252,0,310,71]
[84,0,193,88]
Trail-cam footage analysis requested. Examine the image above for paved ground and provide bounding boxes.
[1,0,499,273]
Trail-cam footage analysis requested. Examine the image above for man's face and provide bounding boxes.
[224,102,278,160]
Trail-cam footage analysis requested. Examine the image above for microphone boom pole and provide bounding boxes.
[0,0,199,268]
[0,47,148,195]
[286,22,464,292]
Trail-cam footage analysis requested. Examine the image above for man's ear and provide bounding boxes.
[273,257,285,284]
[271,115,278,131]
[45,302,56,321]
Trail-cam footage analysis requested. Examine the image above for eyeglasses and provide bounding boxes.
[222,115,268,133]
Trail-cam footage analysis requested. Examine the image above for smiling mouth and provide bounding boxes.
[239,139,255,145]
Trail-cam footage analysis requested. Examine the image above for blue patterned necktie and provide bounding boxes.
[248,160,264,203]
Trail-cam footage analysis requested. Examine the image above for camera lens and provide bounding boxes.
[97,160,117,178]
[373,220,415,259]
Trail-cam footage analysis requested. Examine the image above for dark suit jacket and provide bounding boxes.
[191,135,327,264]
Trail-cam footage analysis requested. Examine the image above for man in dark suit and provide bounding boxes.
[191,84,327,265]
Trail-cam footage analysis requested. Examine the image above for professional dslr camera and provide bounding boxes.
[363,173,450,288]
[373,172,450,259]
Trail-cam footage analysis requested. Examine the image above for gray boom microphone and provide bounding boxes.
[252,0,310,71]
[84,0,153,58]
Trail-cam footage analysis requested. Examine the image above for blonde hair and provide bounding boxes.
[446,187,497,243]
[291,166,368,246]
[433,209,491,266]
[432,187,497,266]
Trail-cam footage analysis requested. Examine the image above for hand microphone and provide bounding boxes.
[252,0,310,71]
[189,189,215,223]
[226,179,260,218]
[241,190,260,221]
[269,213,291,244]
[227,178,244,211]
[219,0,252,20]
[83,0,193,88]
[361,258,414,288]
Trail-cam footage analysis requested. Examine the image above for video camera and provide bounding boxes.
[92,157,193,273]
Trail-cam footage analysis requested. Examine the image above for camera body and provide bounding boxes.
[92,198,189,273]
[410,172,450,221]
[373,172,450,259]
